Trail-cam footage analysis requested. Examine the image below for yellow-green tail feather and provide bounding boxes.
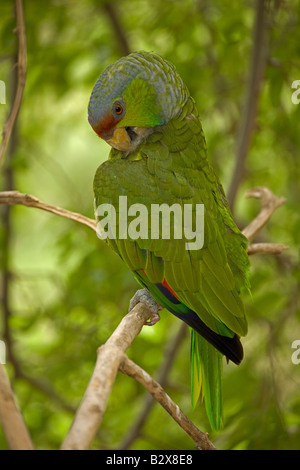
[191,329,223,431]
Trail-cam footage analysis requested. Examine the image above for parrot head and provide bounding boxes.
[88,51,188,152]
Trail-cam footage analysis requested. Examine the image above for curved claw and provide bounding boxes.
[145,311,161,326]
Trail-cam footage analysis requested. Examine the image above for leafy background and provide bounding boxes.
[0,0,300,450]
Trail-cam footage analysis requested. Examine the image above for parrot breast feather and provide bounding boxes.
[93,119,249,350]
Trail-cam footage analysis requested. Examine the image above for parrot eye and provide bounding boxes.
[112,101,125,117]
[115,105,123,114]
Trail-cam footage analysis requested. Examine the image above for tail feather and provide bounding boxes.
[191,329,223,431]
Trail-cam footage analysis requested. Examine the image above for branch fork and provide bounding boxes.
[242,186,288,255]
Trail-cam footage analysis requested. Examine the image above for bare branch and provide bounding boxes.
[0,364,34,450]
[0,0,26,166]
[61,302,152,450]
[0,190,96,232]
[242,186,286,242]
[119,354,216,450]
[61,299,215,450]
[247,242,289,256]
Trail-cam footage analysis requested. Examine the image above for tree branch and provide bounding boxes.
[0,363,34,450]
[0,0,26,166]
[61,301,215,451]
[242,186,286,242]
[120,322,187,449]
[119,354,216,450]
[247,242,289,256]
[0,190,96,232]
[61,302,152,450]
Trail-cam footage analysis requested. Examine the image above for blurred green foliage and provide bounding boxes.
[0,0,300,450]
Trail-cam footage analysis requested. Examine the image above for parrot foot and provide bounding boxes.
[129,288,162,326]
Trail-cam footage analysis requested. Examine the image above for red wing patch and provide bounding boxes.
[142,269,179,300]
[162,278,179,299]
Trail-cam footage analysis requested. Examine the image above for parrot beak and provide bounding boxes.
[105,127,132,152]
[91,113,132,151]
[92,111,151,152]
[102,127,151,152]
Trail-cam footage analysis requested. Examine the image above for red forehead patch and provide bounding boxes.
[93,112,117,139]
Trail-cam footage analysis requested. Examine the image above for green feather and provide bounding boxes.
[191,329,223,431]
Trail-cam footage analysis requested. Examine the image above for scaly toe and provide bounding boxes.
[129,288,162,326]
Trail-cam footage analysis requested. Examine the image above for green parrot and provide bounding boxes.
[88,51,250,431]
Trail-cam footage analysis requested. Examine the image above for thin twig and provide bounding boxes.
[119,354,216,450]
[0,190,96,231]
[0,364,34,450]
[247,242,288,256]
[61,302,152,450]
[242,186,286,242]
[0,0,26,165]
